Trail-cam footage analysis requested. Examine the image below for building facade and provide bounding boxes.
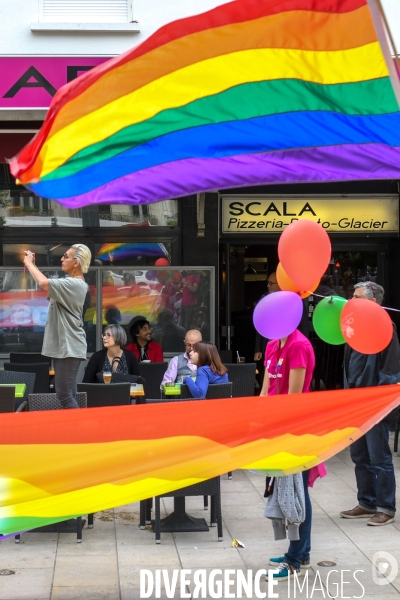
[0,0,400,374]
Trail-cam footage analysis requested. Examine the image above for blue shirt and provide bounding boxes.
[183,365,229,399]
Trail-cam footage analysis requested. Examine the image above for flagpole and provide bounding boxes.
[367,0,400,110]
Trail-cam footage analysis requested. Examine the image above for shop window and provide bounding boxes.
[0,266,214,355]
[101,268,213,353]
[40,0,132,23]
[0,268,97,355]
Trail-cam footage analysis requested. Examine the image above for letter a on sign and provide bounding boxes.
[3,66,57,98]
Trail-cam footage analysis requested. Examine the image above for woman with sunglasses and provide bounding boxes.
[183,341,228,398]
[23,244,91,408]
[83,324,139,383]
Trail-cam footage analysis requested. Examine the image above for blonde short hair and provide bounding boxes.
[70,244,91,273]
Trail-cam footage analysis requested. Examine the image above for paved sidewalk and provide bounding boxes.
[0,444,399,599]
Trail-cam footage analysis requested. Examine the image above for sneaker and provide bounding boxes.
[340,506,375,519]
[367,512,395,526]
[269,555,310,568]
[265,562,301,581]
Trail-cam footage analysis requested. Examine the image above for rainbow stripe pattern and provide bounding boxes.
[1,385,399,536]
[9,0,400,207]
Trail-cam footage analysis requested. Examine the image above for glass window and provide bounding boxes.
[0,267,213,355]
[101,268,213,353]
[0,268,97,354]
[94,242,171,267]
[98,200,178,227]
[4,191,83,228]
[3,243,78,268]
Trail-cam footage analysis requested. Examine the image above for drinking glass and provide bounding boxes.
[103,371,112,384]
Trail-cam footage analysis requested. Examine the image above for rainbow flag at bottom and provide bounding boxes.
[0,386,399,537]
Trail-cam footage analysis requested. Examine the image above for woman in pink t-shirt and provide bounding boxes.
[260,328,316,582]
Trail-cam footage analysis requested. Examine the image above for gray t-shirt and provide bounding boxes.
[42,277,88,359]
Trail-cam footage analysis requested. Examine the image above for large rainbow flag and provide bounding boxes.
[1,386,399,537]
[9,0,400,207]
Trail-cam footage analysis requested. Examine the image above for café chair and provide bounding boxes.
[10,353,52,366]
[15,392,88,543]
[77,382,131,407]
[0,386,24,413]
[179,382,234,484]
[137,362,168,400]
[0,371,36,409]
[28,392,87,411]
[218,350,232,363]
[179,382,233,400]
[4,362,50,393]
[224,363,258,397]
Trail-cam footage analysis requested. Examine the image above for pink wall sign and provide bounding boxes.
[0,57,110,109]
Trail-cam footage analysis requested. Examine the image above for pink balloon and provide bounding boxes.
[253,291,303,340]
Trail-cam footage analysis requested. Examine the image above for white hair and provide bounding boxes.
[70,244,91,273]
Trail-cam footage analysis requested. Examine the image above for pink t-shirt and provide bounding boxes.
[181,274,201,306]
[264,329,315,396]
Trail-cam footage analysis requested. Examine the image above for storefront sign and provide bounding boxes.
[221,197,399,233]
[0,57,109,109]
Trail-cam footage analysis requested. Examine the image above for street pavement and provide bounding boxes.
[0,442,399,599]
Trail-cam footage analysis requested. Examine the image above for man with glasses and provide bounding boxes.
[161,329,202,385]
[341,281,399,526]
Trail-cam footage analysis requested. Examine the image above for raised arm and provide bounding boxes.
[23,251,48,292]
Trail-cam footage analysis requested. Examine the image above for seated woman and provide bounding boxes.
[183,341,228,398]
[83,323,139,383]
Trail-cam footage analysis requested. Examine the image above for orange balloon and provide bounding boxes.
[340,299,392,354]
[278,220,331,290]
[276,263,318,298]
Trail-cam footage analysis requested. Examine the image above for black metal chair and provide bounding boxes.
[179,382,234,483]
[15,391,88,543]
[218,350,232,363]
[0,386,19,412]
[224,363,257,397]
[180,382,233,400]
[0,370,36,409]
[4,362,50,393]
[137,362,168,401]
[28,392,87,411]
[10,353,52,366]
[77,382,131,407]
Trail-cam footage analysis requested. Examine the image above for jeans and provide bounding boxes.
[285,470,312,569]
[350,420,396,516]
[53,357,82,409]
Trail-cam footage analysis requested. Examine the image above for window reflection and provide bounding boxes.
[95,242,171,266]
[0,267,212,355]
[102,268,212,352]
[0,269,97,354]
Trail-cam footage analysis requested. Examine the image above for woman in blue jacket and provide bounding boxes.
[183,341,228,398]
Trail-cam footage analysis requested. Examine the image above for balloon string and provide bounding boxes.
[383,306,400,313]
[308,291,400,313]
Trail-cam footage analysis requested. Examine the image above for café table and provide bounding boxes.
[0,383,26,398]
[146,384,210,533]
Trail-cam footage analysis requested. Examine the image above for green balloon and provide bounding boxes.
[312,295,347,345]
